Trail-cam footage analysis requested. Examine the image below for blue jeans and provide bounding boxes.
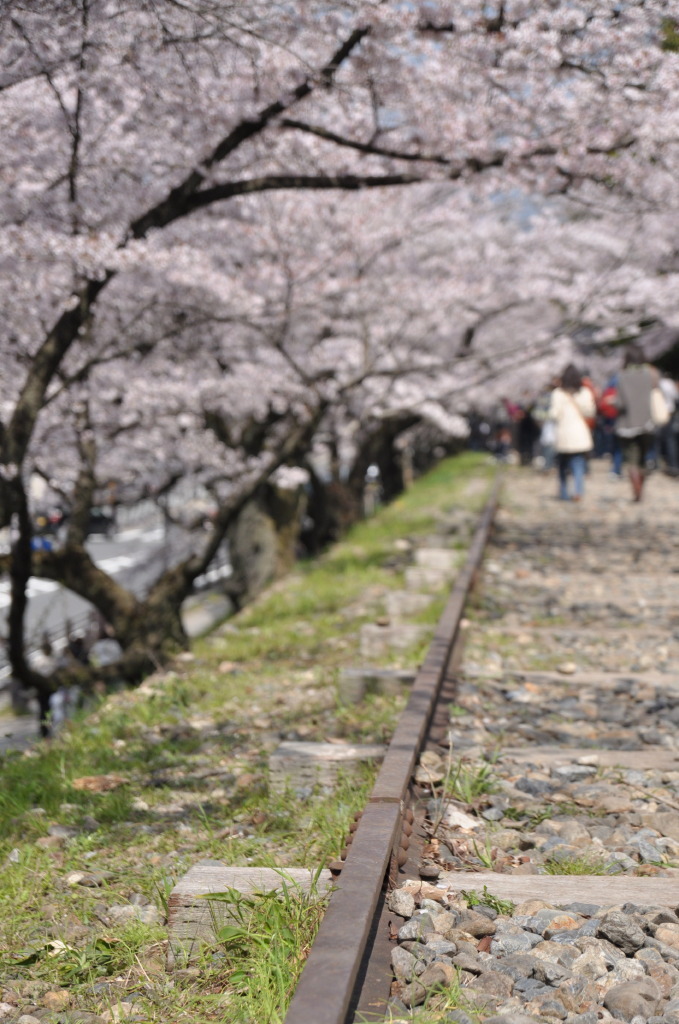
[557,453,587,500]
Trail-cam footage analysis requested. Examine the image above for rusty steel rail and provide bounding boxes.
[284,477,502,1024]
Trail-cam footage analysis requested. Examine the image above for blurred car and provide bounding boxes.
[87,506,116,537]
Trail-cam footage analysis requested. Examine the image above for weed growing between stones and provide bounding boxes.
[460,883,515,916]
[373,971,471,1024]
[543,850,613,875]
[444,759,496,805]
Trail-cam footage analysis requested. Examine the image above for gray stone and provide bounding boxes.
[388,888,416,918]
[525,995,568,1019]
[135,904,163,925]
[542,926,596,945]
[424,938,458,956]
[596,912,647,955]
[647,909,679,928]
[409,943,439,967]
[491,959,537,982]
[635,947,664,964]
[391,945,421,982]
[515,776,555,796]
[418,961,457,988]
[492,932,543,955]
[107,904,139,924]
[532,958,571,985]
[483,807,506,821]
[574,937,625,969]
[386,996,409,1016]
[644,936,679,962]
[560,904,602,918]
[49,824,80,839]
[399,979,427,1008]
[475,904,499,921]
[443,1012,475,1024]
[604,959,647,986]
[556,974,599,1013]
[523,909,585,935]
[550,765,597,784]
[603,979,662,1022]
[457,909,497,937]
[513,977,551,997]
[398,912,435,943]
[428,907,460,936]
[637,838,663,862]
[64,870,112,887]
[469,970,514,998]
[451,951,485,974]
[128,892,150,906]
[500,953,540,978]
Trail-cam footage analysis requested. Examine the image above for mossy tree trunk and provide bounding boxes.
[226,483,307,608]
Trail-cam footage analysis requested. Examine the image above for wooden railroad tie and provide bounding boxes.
[167,865,334,966]
[268,740,387,796]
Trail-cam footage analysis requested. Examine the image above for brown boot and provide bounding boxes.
[629,467,644,502]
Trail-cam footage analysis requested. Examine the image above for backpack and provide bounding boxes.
[597,386,618,420]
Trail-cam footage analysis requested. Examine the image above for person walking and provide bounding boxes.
[597,374,623,477]
[614,344,661,502]
[657,373,679,475]
[548,364,595,502]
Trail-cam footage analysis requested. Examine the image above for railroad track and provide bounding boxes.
[285,461,679,1024]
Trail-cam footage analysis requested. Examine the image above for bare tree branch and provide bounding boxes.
[129,26,370,238]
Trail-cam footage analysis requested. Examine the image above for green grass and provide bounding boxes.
[198,867,330,1024]
[357,969,473,1023]
[441,757,496,804]
[0,452,495,1023]
[543,851,612,875]
[460,884,515,915]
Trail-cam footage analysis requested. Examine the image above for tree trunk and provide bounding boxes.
[226,483,307,607]
[115,588,189,681]
[347,414,421,507]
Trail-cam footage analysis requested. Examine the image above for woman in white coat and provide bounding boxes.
[548,364,596,502]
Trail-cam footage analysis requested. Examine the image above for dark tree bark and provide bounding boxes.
[225,482,307,608]
[346,413,421,504]
[298,414,422,553]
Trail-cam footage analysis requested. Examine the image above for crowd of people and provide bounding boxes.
[490,345,679,504]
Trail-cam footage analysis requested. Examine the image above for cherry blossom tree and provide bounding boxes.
[1,0,677,713]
